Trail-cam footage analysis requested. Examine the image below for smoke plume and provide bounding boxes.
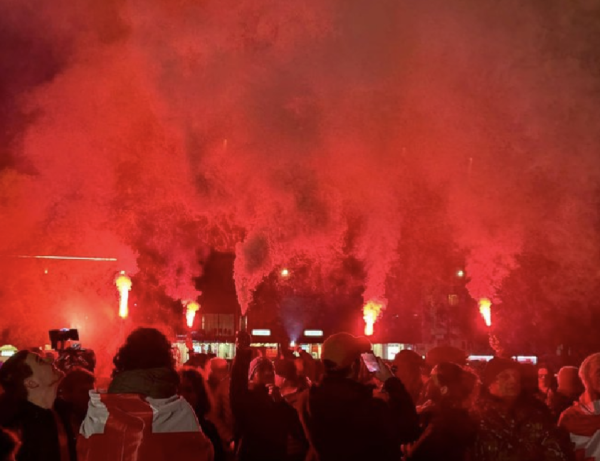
[1,0,599,350]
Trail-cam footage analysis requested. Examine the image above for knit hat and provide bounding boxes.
[248,356,273,381]
[483,357,520,388]
[321,332,370,371]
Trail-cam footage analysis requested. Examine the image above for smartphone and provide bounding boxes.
[361,352,380,373]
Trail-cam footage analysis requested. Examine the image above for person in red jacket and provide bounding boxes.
[559,353,600,460]
[78,327,213,461]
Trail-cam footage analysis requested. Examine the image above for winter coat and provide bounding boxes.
[472,393,575,461]
[297,375,419,461]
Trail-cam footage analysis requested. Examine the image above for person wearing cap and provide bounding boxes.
[559,353,600,460]
[297,332,418,461]
[472,357,574,461]
[229,332,307,461]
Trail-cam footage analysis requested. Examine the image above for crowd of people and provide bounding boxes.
[0,327,599,461]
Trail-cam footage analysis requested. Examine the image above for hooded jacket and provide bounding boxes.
[77,368,213,461]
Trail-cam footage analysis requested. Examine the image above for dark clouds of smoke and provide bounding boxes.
[1,0,600,348]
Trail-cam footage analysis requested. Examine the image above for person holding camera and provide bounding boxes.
[0,349,75,461]
[297,332,419,461]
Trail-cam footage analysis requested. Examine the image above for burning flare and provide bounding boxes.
[185,301,200,328]
[363,300,384,336]
[479,298,492,327]
[115,271,132,319]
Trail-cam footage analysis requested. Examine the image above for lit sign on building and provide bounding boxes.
[251,329,271,336]
[304,330,324,337]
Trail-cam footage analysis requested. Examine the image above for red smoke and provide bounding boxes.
[1,0,599,350]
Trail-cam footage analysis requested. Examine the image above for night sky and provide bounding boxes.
[1,0,599,361]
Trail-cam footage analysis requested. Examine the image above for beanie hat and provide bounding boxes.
[483,357,519,388]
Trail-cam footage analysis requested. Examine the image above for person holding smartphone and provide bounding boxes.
[296,332,419,461]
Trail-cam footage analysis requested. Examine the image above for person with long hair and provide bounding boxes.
[78,327,214,461]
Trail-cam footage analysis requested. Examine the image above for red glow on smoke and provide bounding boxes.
[0,0,598,355]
